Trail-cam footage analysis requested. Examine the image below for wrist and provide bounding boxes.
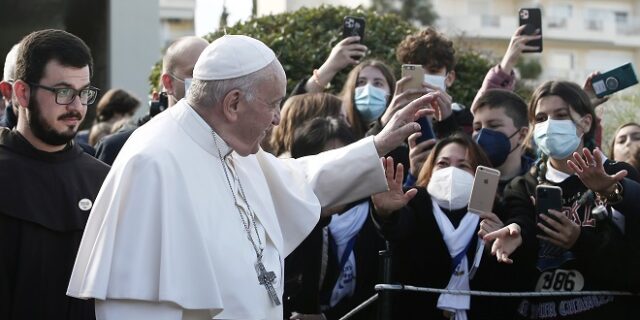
[595,182,623,205]
[499,59,515,75]
[317,64,338,83]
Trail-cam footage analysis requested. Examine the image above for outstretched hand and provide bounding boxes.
[567,148,627,194]
[483,223,522,264]
[477,211,505,239]
[374,92,438,156]
[500,25,541,74]
[371,157,418,217]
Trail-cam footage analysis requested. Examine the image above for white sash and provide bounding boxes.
[328,201,369,307]
[431,199,482,320]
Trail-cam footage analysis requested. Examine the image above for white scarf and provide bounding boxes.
[431,199,483,320]
[328,201,369,307]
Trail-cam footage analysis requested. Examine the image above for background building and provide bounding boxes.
[434,0,640,84]
[257,0,640,85]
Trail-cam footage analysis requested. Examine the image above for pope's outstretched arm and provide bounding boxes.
[283,92,439,209]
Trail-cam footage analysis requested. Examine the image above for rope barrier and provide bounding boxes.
[375,284,637,297]
[338,294,378,320]
[338,285,638,320]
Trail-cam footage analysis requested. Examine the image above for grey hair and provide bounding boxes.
[187,60,279,108]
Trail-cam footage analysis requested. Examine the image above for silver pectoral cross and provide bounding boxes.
[255,260,281,305]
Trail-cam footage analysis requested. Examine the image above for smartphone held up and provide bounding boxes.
[468,166,501,215]
[343,16,365,41]
[591,63,639,98]
[519,8,543,53]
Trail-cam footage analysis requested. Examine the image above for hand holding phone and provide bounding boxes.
[415,116,436,144]
[401,64,425,91]
[468,166,501,214]
[591,63,639,98]
[535,185,562,233]
[518,8,543,53]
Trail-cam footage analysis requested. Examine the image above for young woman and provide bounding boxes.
[609,122,640,173]
[371,134,531,319]
[340,59,397,139]
[486,81,640,319]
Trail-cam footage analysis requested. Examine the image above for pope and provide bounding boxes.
[67,35,441,319]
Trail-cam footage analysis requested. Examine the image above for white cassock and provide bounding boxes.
[67,100,388,319]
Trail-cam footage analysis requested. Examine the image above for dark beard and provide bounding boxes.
[28,99,81,146]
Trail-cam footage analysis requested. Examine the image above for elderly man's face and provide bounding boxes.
[235,64,286,155]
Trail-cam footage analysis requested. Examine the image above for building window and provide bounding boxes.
[549,52,574,70]
[548,4,572,28]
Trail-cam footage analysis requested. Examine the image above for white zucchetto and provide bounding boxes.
[193,35,276,80]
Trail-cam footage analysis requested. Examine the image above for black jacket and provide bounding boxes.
[372,187,533,319]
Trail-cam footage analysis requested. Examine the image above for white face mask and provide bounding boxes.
[427,166,474,211]
[184,78,193,97]
[424,73,447,92]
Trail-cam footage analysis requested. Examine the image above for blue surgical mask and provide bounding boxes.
[474,128,519,167]
[354,84,388,122]
[534,119,581,160]
[424,73,447,92]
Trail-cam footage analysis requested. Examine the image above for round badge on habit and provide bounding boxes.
[78,198,93,211]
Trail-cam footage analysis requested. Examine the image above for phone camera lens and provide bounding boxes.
[605,76,619,90]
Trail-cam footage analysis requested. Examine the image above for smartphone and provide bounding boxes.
[591,63,639,98]
[468,166,501,214]
[149,92,168,117]
[401,64,424,91]
[535,185,563,231]
[415,116,436,144]
[343,16,365,42]
[519,8,543,53]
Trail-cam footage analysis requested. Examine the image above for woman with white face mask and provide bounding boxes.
[371,134,531,319]
[485,81,640,320]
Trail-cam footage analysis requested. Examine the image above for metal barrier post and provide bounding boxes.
[377,241,392,320]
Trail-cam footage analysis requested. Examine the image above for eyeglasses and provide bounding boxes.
[28,82,100,105]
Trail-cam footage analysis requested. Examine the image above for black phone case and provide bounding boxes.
[591,63,639,98]
[519,8,542,53]
[536,186,562,233]
[416,117,435,144]
[343,16,365,41]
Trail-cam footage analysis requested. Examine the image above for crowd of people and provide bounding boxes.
[1,13,640,320]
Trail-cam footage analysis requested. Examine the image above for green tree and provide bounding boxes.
[204,5,416,95]
[149,5,494,108]
[371,0,438,26]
